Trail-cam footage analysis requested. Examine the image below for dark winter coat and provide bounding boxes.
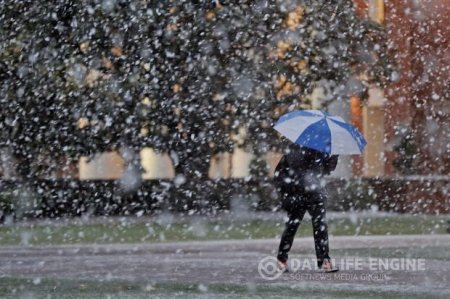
[274,146,338,198]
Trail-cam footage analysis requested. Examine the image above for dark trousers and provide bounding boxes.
[277,193,330,268]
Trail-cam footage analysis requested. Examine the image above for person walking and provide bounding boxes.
[272,110,367,272]
[274,145,339,273]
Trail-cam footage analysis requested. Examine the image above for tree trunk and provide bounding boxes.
[0,148,18,179]
[169,144,212,212]
[172,147,211,181]
[119,147,142,192]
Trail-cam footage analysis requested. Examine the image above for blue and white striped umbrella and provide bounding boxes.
[274,110,367,155]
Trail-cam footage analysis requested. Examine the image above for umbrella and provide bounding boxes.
[273,110,367,155]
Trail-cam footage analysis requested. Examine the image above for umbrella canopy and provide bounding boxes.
[273,110,367,155]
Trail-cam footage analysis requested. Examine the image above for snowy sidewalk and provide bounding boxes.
[3,234,448,252]
[0,235,449,294]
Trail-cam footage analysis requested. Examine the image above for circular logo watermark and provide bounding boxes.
[258,256,284,280]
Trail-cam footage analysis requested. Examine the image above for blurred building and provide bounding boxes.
[354,0,450,177]
[78,0,449,181]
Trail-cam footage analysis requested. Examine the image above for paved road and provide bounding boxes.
[0,235,449,294]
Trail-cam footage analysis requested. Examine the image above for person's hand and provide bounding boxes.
[324,155,338,174]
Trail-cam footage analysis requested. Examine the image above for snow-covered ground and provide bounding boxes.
[1,235,449,296]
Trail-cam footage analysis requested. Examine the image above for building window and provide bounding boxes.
[369,0,384,24]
